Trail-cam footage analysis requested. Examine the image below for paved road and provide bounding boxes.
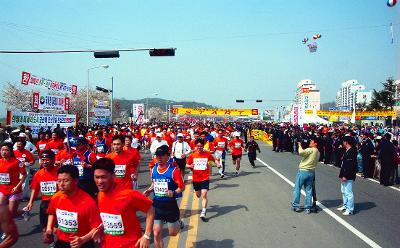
[12,143,400,247]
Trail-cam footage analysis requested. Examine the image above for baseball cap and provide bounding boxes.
[18,133,27,138]
[156,132,163,137]
[155,145,169,156]
[177,133,184,138]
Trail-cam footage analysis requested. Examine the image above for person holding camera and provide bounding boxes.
[291,137,320,214]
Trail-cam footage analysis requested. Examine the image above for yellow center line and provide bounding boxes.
[167,182,192,248]
[185,192,200,248]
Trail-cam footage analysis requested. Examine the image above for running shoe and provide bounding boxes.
[200,211,206,220]
[220,173,225,178]
[22,208,31,222]
[235,171,239,176]
[336,206,346,211]
[305,209,311,214]
[342,210,353,216]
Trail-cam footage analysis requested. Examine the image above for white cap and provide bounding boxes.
[376,136,382,140]
[156,132,163,137]
[18,133,27,138]
[11,129,20,134]
[177,133,184,138]
[234,131,241,137]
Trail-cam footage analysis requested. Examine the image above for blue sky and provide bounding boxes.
[0,0,399,114]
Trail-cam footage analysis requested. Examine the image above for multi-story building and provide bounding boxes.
[335,80,371,110]
[295,79,320,125]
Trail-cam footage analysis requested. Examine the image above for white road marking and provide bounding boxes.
[257,158,383,248]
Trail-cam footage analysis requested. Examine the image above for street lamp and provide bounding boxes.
[87,65,109,125]
[146,93,158,121]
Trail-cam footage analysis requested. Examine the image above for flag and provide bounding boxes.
[390,22,394,44]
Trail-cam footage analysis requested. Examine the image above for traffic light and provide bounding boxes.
[236,100,245,103]
[95,86,110,93]
[94,51,120,58]
[256,99,263,103]
[149,48,175,56]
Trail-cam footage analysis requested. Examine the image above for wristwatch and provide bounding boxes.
[143,234,151,240]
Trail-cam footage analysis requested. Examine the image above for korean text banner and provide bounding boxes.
[32,92,70,111]
[93,108,111,117]
[172,108,259,116]
[7,111,77,128]
[305,110,396,117]
[132,104,145,124]
[21,71,77,95]
[93,100,110,108]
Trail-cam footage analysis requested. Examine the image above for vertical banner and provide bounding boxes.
[132,104,145,124]
[293,105,298,125]
[32,92,39,110]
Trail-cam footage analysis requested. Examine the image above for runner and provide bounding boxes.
[36,131,49,157]
[123,135,141,189]
[93,131,109,159]
[25,150,58,233]
[45,132,65,155]
[186,139,217,221]
[14,140,35,200]
[213,129,228,178]
[0,142,27,218]
[228,132,246,176]
[43,165,102,248]
[245,135,261,168]
[71,137,98,198]
[106,135,137,190]
[171,133,191,178]
[150,133,168,156]
[93,158,155,248]
[144,145,185,248]
[0,194,18,248]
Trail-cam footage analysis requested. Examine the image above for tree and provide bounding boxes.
[367,77,396,111]
[69,89,109,122]
[0,82,33,111]
[148,107,165,121]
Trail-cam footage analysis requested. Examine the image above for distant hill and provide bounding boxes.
[117,98,216,112]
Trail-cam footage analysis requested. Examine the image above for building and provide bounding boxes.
[335,80,371,110]
[294,79,321,125]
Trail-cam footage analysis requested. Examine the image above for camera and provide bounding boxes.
[300,139,310,149]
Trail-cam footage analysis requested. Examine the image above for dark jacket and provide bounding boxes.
[339,147,357,181]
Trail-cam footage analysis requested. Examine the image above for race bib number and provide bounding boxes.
[75,164,84,177]
[154,181,168,197]
[217,142,225,148]
[17,157,26,163]
[96,146,104,153]
[193,158,208,170]
[40,181,57,196]
[234,143,242,149]
[114,165,126,178]
[0,173,10,185]
[39,144,46,151]
[56,209,78,233]
[100,213,124,235]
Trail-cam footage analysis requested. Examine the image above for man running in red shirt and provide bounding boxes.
[186,139,217,221]
[44,165,102,248]
[26,150,58,233]
[228,132,246,176]
[45,132,64,155]
[106,135,136,190]
[94,158,155,248]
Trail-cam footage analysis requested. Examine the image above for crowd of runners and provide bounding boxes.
[0,120,398,247]
[0,121,256,248]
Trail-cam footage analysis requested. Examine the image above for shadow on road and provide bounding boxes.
[19,224,42,237]
[195,239,234,248]
[319,199,376,213]
[206,204,249,221]
[210,183,239,190]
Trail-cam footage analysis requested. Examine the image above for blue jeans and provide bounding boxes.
[341,180,354,212]
[292,170,315,209]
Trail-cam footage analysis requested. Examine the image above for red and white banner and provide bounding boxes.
[132,104,145,124]
[22,71,77,95]
[293,106,298,125]
[32,92,70,111]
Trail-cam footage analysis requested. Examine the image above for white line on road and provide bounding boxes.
[257,158,383,248]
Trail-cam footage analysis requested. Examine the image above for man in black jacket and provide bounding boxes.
[246,136,261,167]
[360,133,375,178]
[337,136,357,216]
[378,133,397,186]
